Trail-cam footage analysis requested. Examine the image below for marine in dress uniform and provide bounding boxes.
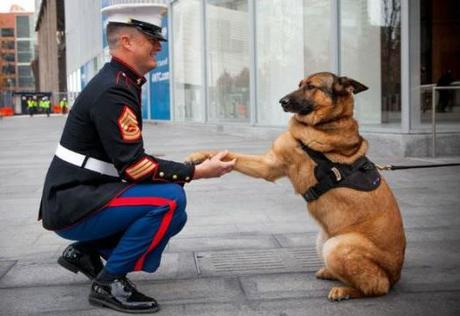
[38,4,234,314]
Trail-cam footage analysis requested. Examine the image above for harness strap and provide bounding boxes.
[299,142,380,202]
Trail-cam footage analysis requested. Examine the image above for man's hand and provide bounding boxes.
[192,150,236,179]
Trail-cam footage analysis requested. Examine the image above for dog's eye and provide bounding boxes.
[306,84,316,90]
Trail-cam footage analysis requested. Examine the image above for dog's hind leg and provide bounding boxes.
[322,234,390,301]
[315,267,338,280]
[315,230,338,280]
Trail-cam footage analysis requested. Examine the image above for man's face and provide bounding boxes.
[131,31,162,74]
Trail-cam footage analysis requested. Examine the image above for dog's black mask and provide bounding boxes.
[279,93,315,115]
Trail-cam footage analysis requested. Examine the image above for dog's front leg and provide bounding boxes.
[230,151,284,182]
[186,150,284,182]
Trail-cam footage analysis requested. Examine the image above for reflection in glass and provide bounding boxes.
[172,0,204,121]
[341,0,401,127]
[256,0,331,126]
[206,0,250,122]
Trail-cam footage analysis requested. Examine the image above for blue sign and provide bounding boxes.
[149,14,170,120]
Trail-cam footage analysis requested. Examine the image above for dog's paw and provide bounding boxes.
[315,267,337,280]
[327,287,362,302]
[185,152,212,165]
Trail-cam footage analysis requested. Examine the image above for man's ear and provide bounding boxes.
[119,34,133,50]
[334,76,368,95]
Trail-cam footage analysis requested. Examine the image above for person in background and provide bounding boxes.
[39,96,51,117]
[437,69,454,113]
[59,97,69,114]
[27,97,37,117]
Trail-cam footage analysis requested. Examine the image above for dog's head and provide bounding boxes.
[279,72,368,125]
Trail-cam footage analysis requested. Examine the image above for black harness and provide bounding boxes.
[300,142,381,202]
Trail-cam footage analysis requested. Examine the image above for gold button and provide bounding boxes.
[172,174,178,180]
[159,172,164,177]
[185,176,190,181]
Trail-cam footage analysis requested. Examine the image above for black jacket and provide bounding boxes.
[39,58,194,230]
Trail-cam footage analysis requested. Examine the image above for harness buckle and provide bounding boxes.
[330,167,342,182]
[303,188,319,202]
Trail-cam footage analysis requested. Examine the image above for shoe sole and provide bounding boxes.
[89,296,160,314]
[57,256,95,280]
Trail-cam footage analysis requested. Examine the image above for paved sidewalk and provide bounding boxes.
[0,115,459,315]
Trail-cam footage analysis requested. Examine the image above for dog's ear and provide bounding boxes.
[334,76,368,95]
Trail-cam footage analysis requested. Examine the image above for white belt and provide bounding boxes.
[55,144,119,178]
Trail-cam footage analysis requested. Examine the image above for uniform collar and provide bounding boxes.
[110,57,147,87]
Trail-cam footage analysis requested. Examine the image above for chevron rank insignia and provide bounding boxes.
[118,106,141,142]
[125,157,158,180]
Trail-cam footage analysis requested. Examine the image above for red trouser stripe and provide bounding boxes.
[107,197,177,271]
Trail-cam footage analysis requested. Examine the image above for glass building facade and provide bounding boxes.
[170,0,460,135]
[63,0,459,155]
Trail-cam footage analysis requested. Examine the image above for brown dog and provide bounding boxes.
[186,72,406,301]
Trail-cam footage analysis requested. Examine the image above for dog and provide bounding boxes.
[185,72,406,301]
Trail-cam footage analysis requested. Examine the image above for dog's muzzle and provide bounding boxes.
[279,96,313,115]
[279,97,292,112]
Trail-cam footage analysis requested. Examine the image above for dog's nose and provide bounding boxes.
[279,97,290,106]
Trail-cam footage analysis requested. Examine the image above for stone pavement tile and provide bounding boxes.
[273,232,319,248]
[248,292,460,316]
[405,225,460,242]
[0,284,90,315]
[0,244,61,261]
[0,252,197,288]
[240,273,333,300]
[178,223,240,238]
[0,277,244,315]
[0,260,16,279]
[168,234,279,252]
[395,266,460,293]
[186,213,272,226]
[403,214,460,230]
[393,189,460,207]
[403,240,460,269]
[41,305,185,316]
[236,221,320,234]
[33,231,69,247]
[142,277,245,305]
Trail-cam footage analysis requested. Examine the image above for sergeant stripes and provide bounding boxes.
[125,157,158,181]
[118,106,141,141]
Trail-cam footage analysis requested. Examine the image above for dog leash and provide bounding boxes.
[375,162,460,171]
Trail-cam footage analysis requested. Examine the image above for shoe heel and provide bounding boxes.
[57,256,79,274]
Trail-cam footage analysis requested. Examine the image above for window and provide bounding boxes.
[17,41,31,52]
[1,52,15,62]
[172,0,204,121]
[2,65,15,74]
[340,0,401,127]
[18,65,31,77]
[1,28,14,37]
[17,52,32,63]
[18,77,34,87]
[206,0,250,122]
[1,41,15,50]
[16,16,30,38]
[256,0,332,126]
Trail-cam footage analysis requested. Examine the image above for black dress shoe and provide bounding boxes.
[89,277,160,313]
[57,244,104,280]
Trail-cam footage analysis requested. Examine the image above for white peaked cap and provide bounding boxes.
[102,3,167,28]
